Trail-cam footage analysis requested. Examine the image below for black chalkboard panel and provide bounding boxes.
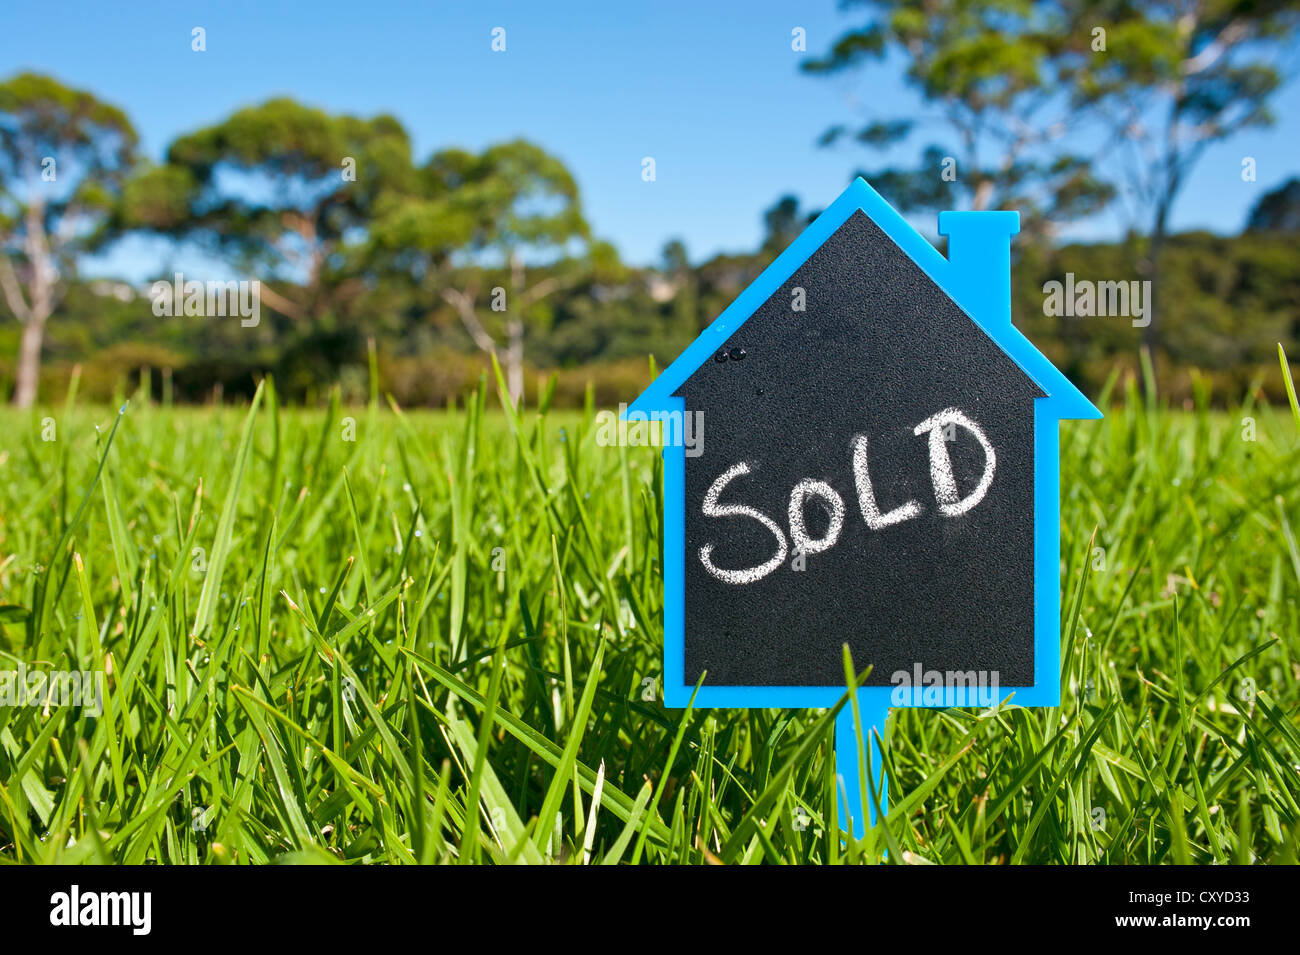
[677,210,1043,687]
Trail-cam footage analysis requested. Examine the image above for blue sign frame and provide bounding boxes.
[628,178,1100,834]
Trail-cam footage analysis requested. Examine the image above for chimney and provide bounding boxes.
[937,210,1019,329]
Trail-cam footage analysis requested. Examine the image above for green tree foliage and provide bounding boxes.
[805,0,1299,381]
[1247,177,1300,233]
[0,72,137,406]
[367,139,614,402]
[803,1,1114,231]
[32,221,1295,410]
[761,195,815,253]
[1057,0,1300,356]
[3,68,1297,413]
[1016,229,1300,400]
[124,98,414,322]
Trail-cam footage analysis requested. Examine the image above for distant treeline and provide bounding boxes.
[5,63,1299,411]
[1,222,1295,409]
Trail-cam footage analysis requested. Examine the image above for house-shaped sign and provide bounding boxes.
[628,178,1100,837]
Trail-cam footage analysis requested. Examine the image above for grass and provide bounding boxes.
[0,365,1298,865]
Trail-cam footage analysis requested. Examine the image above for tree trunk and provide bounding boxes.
[1144,217,1167,348]
[13,315,46,408]
[506,252,527,407]
[8,193,57,408]
[505,317,524,407]
[1138,199,1170,398]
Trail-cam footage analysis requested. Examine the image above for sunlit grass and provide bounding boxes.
[0,367,1298,864]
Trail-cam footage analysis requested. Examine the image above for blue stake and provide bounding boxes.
[836,695,890,838]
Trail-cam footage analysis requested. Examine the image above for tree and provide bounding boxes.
[761,195,815,253]
[368,140,608,403]
[803,1,1113,233]
[1060,0,1300,355]
[658,238,699,339]
[124,98,414,321]
[1246,177,1300,233]
[661,238,690,276]
[0,72,137,406]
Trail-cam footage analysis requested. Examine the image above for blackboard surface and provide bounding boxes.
[677,210,1043,687]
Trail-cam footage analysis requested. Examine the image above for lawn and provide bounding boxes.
[0,368,1298,864]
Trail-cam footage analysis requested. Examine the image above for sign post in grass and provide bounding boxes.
[629,179,1100,837]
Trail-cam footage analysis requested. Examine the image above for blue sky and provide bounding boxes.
[4,0,1298,279]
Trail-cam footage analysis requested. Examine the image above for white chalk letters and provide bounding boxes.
[698,407,998,584]
[851,434,922,529]
[700,463,789,585]
[788,478,846,555]
[912,408,997,517]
